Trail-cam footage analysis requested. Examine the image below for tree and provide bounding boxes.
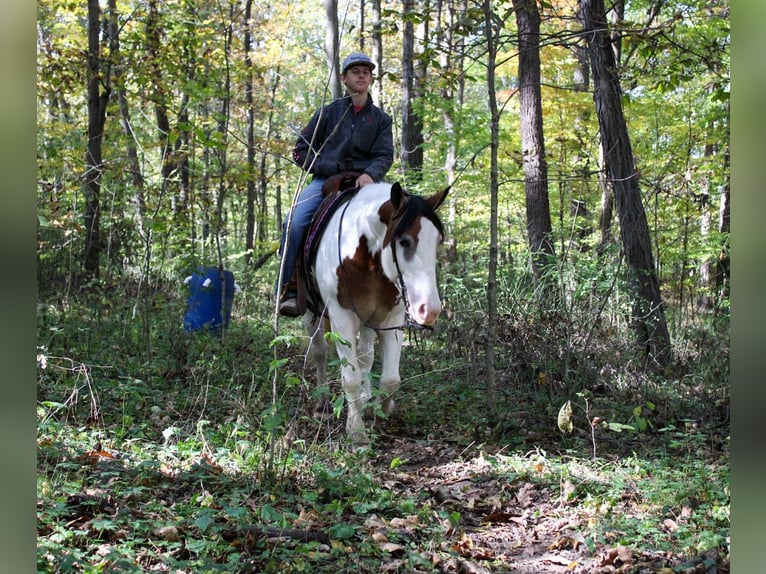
[580,0,672,367]
[482,0,501,425]
[434,0,467,261]
[325,0,342,98]
[84,0,110,278]
[511,0,556,297]
[371,0,384,103]
[401,0,425,178]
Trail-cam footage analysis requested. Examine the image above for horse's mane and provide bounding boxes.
[392,194,445,240]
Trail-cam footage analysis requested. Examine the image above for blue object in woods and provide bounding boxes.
[183,266,235,332]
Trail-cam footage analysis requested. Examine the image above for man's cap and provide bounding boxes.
[341,52,375,74]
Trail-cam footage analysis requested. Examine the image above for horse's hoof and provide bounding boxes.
[347,431,371,449]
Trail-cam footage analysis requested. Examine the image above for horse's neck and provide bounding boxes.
[342,185,390,255]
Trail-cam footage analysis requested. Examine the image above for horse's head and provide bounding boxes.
[382,183,449,326]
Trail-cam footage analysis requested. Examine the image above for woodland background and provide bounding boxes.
[36,0,730,572]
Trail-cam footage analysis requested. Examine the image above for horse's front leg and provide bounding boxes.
[331,316,371,444]
[377,329,403,416]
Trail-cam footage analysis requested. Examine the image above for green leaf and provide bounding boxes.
[195,511,215,533]
[328,523,356,539]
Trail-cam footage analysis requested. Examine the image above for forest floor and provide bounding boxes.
[367,430,729,574]
[37,381,730,574]
[37,291,730,573]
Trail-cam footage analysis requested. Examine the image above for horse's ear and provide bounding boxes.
[428,185,450,211]
[390,182,406,210]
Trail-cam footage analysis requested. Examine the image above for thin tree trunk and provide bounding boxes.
[259,67,282,246]
[174,9,195,216]
[213,5,234,265]
[401,0,424,179]
[325,0,341,98]
[107,0,146,235]
[512,0,556,296]
[146,0,173,198]
[597,143,614,254]
[483,0,500,426]
[84,0,110,278]
[715,144,730,307]
[244,0,256,263]
[436,0,466,262]
[580,0,672,367]
[359,0,366,49]
[371,0,384,108]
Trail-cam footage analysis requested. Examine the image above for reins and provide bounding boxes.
[335,192,433,333]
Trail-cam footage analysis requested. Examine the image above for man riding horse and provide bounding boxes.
[277,51,394,317]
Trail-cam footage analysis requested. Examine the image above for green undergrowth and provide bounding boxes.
[37,274,729,572]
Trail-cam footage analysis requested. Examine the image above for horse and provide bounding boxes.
[299,173,449,445]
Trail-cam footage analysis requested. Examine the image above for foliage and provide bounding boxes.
[37,0,729,571]
[37,254,729,571]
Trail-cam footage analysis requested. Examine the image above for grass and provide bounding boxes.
[36,270,729,572]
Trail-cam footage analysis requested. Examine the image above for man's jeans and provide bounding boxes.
[277,177,326,296]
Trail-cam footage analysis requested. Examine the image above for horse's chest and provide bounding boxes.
[334,235,400,321]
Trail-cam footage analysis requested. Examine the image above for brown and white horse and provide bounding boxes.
[302,179,449,445]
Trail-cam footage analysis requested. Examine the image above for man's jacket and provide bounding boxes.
[292,94,394,182]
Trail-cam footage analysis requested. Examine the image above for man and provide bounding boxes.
[277,51,394,317]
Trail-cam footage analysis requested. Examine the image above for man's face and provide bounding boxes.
[342,65,373,93]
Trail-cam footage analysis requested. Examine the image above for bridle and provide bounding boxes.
[336,193,434,333]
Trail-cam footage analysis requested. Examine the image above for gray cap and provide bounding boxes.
[341,52,375,74]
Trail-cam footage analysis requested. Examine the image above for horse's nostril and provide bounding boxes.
[417,303,441,325]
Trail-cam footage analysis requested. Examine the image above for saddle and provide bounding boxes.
[295,172,362,316]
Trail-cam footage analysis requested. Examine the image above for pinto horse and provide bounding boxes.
[300,174,449,444]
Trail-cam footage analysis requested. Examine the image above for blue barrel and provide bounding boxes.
[183,266,236,332]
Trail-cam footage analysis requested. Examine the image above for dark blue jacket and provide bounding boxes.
[292,94,394,182]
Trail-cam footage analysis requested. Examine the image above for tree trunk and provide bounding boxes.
[146,0,174,199]
[401,0,424,179]
[244,0,256,263]
[371,0,384,108]
[325,0,341,99]
[107,0,146,235]
[483,0,500,426]
[84,0,110,278]
[580,0,672,367]
[512,0,557,296]
[260,67,281,247]
[436,0,466,262]
[715,144,730,307]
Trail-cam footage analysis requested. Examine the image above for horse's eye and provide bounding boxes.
[398,238,411,250]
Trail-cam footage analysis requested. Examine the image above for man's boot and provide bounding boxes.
[278,274,300,317]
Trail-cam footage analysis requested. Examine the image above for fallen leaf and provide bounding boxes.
[482,511,517,524]
[616,544,633,563]
[151,525,181,542]
[379,542,405,554]
[548,535,580,551]
[453,532,494,560]
[516,483,536,508]
[392,515,419,529]
[294,508,323,527]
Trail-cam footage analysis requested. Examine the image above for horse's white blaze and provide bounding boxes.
[389,217,443,326]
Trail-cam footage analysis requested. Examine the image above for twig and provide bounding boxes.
[220,526,331,545]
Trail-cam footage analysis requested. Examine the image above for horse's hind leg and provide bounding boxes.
[303,312,329,415]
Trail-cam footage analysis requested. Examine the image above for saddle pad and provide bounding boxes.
[297,186,359,314]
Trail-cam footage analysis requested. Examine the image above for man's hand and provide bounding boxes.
[356,173,374,188]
